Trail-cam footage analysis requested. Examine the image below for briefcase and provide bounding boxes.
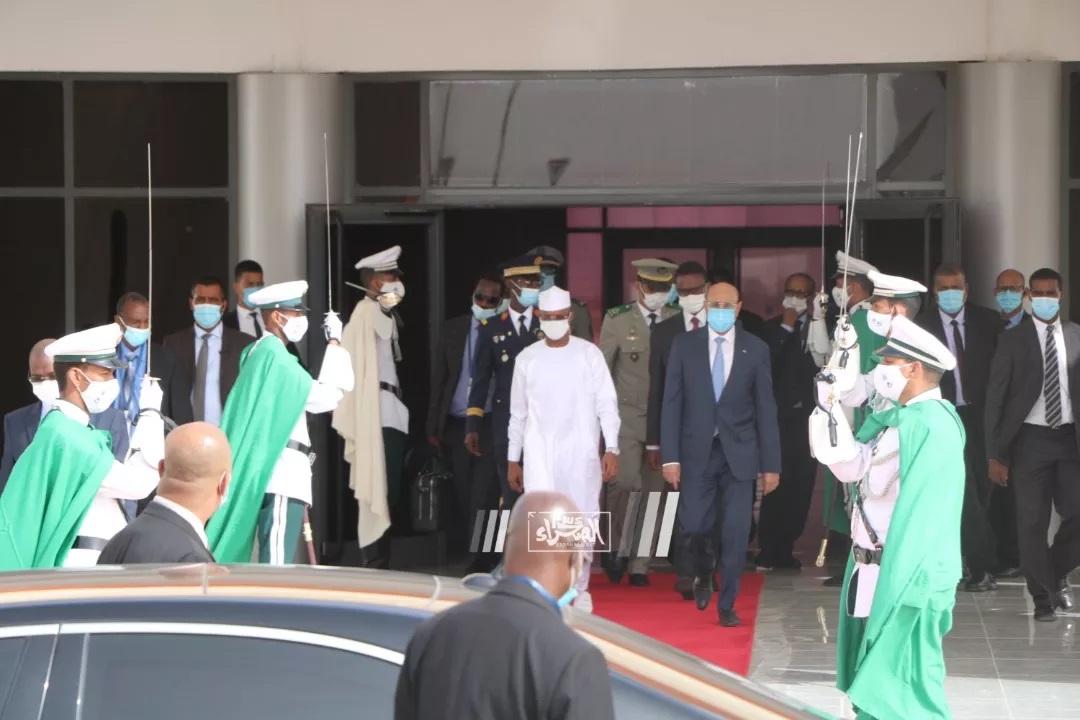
[408,450,452,534]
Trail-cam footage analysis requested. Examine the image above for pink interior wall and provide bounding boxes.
[740,247,823,320]
[566,232,604,336]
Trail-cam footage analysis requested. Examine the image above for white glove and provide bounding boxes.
[833,319,858,349]
[139,376,163,412]
[130,409,165,466]
[812,291,828,322]
[323,311,343,343]
[808,405,858,465]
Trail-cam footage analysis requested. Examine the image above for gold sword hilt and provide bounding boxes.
[816,537,829,568]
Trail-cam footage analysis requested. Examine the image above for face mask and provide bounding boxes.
[1031,297,1060,322]
[377,281,405,310]
[873,363,911,402]
[832,286,850,309]
[77,371,121,414]
[242,286,261,308]
[996,290,1023,314]
[123,326,151,347]
[867,310,892,336]
[937,289,965,315]
[666,286,679,305]
[193,304,223,329]
[515,287,540,308]
[471,304,498,321]
[707,307,736,333]
[782,296,808,315]
[496,298,510,314]
[30,380,58,406]
[540,319,570,341]
[277,313,309,343]
[641,288,670,312]
[679,293,705,314]
[540,272,556,292]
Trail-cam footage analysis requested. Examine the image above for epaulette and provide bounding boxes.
[499,311,509,320]
[479,318,488,326]
[606,303,632,318]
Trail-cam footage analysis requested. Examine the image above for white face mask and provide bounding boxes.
[640,289,669,312]
[867,310,892,336]
[277,313,309,343]
[378,281,406,310]
[872,363,912,402]
[679,293,706,314]
[782,296,808,315]
[540,319,570,341]
[832,286,850,309]
[76,371,121,415]
[31,379,59,407]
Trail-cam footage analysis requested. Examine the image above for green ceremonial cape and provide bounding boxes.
[207,337,311,563]
[837,398,965,720]
[0,411,115,570]
[823,308,886,534]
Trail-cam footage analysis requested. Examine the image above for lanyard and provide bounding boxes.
[504,575,562,616]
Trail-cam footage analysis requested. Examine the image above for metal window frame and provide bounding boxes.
[1063,64,1078,309]
[0,73,237,333]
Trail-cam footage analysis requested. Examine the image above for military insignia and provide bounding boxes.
[501,352,509,362]
[630,352,640,362]
[606,303,631,319]
[536,329,546,340]
[499,311,509,320]
[494,335,501,344]
[628,328,638,341]
[479,318,488,326]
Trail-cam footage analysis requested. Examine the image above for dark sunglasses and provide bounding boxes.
[474,293,502,304]
[29,374,56,383]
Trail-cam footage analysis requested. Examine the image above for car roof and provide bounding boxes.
[0,566,829,720]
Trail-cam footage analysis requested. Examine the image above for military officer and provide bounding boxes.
[599,258,679,585]
[465,253,545,512]
[530,245,594,341]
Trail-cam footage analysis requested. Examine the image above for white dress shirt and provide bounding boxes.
[192,322,224,425]
[708,325,735,387]
[237,306,266,338]
[152,495,210,549]
[1026,316,1073,426]
[938,307,967,407]
[509,306,535,335]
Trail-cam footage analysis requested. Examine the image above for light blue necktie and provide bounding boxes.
[712,336,725,401]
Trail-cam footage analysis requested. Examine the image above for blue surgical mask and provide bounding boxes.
[497,298,511,314]
[123,326,151,347]
[1031,297,1060,322]
[707,307,736,333]
[556,587,579,609]
[471,304,498,321]
[516,287,540,308]
[996,290,1023,314]
[539,272,556,292]
[937,289,965,315]
[666,286,679,306]
[193,304,223,329]
[242,286,262,308]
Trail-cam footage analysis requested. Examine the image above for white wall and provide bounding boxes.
[3,0,1080,74]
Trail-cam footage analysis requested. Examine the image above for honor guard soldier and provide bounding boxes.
[0,323,163,569]
[810,315,964,720]
[208,281,354,565]
[598,258,679,585]
[465,253,545,513]
[530,245,594,341]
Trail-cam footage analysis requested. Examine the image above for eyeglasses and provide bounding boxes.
[29,373,56,383]
[474,293,502,305]
[995,285,1024,294]
[784,289,812,300]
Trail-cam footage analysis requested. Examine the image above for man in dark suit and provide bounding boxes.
[98,422,229,564]
[426,272,504,571]
[661,281,781,627]
[465,255,545,512]
[646,261,708,599]
[757,272,819,570]
[394,491,614,720]
[114,292,194,427]
[916,262,1001,591]
[0,338,129,494]
[985,267,1080,622]
[163,275,251,425]
[222,259,304,367]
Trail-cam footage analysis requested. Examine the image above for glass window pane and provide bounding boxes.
[429,75,866,189]
[74,198,229,334]
[73,81,229,188]
[875,71,947,183]
[0,198,65,417]
[80,633,398,719]
[0,81,63,187]
[354,81,421,187]
[1070,190,1080,319]
[1070,72,1080,180]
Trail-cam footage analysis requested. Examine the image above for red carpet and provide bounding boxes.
[589,572,764,677]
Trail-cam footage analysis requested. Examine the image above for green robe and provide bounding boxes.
[207,337,311,563]
[0,411,115,570]
[837,398,965,720]
[823,308,886,534]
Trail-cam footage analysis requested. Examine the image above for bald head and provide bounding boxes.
[503,491,583,598]
[707,282,740,305]
[158,423,232,522]
[29,338,56,378]
[996,268,1025,289]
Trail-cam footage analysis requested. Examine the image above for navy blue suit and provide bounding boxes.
[0,402,130,496]
[660,326,781,610]
[466,310,541,509]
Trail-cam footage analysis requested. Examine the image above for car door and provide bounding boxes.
[0,626,58,719]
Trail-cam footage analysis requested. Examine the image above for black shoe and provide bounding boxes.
[1057,578,1075,611]
[823,575,844,588]
[1034,605,1057,622]
[693,575,714,611]
[962,572,998,593]
[628,573,649,587]
[674,576,695,601]
[719,609,741,627]
[604,557,625,585]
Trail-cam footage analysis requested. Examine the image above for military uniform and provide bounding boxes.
[599,259,679,581]
[529,245,594,341]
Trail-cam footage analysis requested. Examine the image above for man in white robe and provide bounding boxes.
[507,286,621,612]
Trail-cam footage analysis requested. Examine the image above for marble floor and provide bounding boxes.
[749,569,1080,720]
